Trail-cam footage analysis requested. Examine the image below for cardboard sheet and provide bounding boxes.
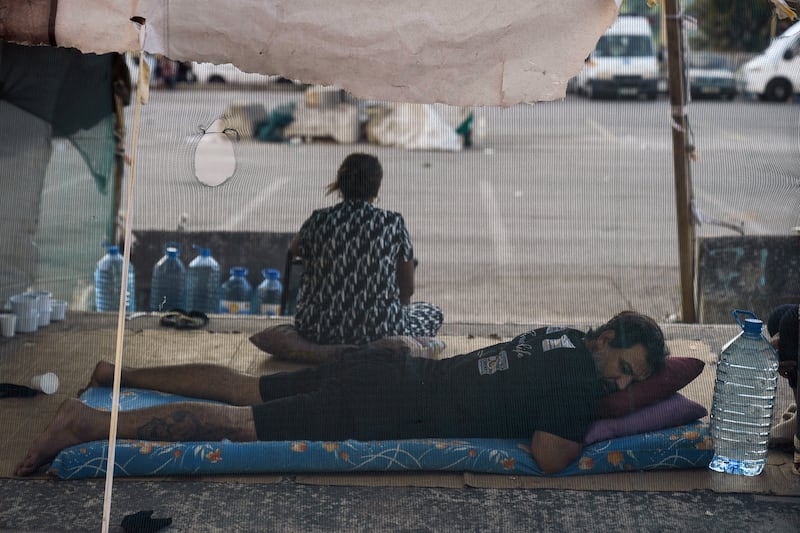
[1,313,798,495]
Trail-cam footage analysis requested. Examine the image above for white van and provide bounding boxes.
[575,15,660,99]
[737,21,800,101]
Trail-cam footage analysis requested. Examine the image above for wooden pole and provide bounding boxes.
[664,0,697,322]
[112,92,125,246]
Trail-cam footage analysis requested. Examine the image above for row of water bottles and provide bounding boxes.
[94,243,283,315]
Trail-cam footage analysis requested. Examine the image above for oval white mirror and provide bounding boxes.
[194,118,237,186]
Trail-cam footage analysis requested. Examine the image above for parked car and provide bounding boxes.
[574,15,661,100]
[737,20,800,101]
[191,62,276,84]
[687,54,737,100]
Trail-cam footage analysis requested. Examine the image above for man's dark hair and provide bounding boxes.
[586,311,669,373]
[326,153,383,201]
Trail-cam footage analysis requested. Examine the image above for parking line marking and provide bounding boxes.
[587,117,620,143]
[480,180,512,266]
[223,177,290,230]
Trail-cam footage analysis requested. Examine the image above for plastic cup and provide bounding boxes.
[50,300,68,321]
[15,309,39,333]
[0,313,16,337]
[10,293,38,315]
[30,372,59,394]
[28,291,52,327]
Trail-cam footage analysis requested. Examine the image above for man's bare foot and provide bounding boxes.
[14,399,105,476]
[77,360,115,397]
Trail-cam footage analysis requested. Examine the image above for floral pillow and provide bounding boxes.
[584,393,707,444]
[593,356,705,418]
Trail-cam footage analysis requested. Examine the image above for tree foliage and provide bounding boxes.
[689,0,778,52]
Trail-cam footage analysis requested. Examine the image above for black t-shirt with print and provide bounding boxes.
[404,327,604,443]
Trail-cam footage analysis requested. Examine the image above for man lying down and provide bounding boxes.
[15,311,668,477]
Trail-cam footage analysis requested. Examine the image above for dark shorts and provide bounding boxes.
[251,349,419,441]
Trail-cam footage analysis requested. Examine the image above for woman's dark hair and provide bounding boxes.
[326,153,383,201]
[585,311,669,373]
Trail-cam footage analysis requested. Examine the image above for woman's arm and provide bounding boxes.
[289,234,302,259]
[397,258,415,305]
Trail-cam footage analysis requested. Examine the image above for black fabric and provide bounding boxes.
[121,510,172,533]
[252,330,604,444]
[411,327,604,442]
[768,304,799,363]
[0,40,115,192]
[253,349,410,441]
[0,383,39,398]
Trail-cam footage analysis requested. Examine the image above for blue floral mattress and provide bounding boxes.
[49,388,714,480]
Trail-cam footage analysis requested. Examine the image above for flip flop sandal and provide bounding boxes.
[160,309,209,330]
[175,310,209,330]
[160,308,189,328]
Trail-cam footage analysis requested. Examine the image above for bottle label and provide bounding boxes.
[220,300,251,315]
[262,303,280,317]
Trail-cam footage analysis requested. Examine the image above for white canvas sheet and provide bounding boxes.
[1,0,620,105]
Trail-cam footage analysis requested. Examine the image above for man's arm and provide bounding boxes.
[530,431,583,474]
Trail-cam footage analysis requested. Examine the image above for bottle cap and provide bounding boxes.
[107,245,120,255]
[742,318,763,337]
[166,247,179,257]
[193,244,211,257]
[231,266,248,277]
[263,268,280,280]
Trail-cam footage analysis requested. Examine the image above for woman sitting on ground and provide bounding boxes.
[290,152,443,345]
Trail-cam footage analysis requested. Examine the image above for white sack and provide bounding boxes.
[367,103,463,152]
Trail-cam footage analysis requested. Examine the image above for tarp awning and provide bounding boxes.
[0,0,620,105]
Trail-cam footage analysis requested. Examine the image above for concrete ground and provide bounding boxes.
[1,477,799,532]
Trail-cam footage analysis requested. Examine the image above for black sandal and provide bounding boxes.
[160,309,209,330]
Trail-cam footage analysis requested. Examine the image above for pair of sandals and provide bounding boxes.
[159,309,209,330]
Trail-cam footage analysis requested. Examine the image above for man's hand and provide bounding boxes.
[530,431,583,474]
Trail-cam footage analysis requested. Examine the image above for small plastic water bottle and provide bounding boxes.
[149,243,187,311]
[94,245,136,312]
[186,245,221,313]
[256,268,283,316]
[220,267,253,315]
[709,310,779,476]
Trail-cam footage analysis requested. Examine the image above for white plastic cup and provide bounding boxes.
[15,309,39,333]
[30,372,59,394]
[0,313,16,337]
[10,293,38,315]
[50,300,68,321]
[28,291,52,327]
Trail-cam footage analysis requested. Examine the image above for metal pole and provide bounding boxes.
[664,0,697,322]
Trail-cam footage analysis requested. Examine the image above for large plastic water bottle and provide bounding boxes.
[256,268,283,316]
[186,245,221,313]
[220,266,253,315]
[709,310,779,476]
[94,245,136,312]
[149,243,187,311]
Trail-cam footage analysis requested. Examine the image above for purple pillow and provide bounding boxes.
[584,393,707,444]
[593,357,705,418]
